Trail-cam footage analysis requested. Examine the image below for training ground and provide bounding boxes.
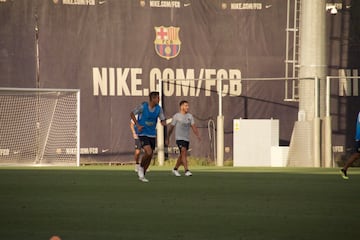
[0,166,359,240]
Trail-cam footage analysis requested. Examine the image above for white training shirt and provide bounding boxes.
[171,112,195,142]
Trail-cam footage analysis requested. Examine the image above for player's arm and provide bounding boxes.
[191,124,201,141]
[129,121,137,139]
[166,125,175,145]
[130,110,143,132]
[159,107,167,126]
[130,112,138,125]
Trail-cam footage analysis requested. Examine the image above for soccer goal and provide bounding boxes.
[0,88,80,166]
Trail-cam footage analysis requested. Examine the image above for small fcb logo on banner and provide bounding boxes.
[154,26,181,60]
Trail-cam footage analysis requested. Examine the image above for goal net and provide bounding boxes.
[0,88,80,166]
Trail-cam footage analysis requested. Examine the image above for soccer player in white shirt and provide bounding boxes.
[166,100,201,176]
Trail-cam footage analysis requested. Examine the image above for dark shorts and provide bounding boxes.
[134,138,141,150]
[355,141,360,153]
[176,140,190,150]
[139,136,156,150]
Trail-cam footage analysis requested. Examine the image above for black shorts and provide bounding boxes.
[355,141,360,153]
[176,140,190,150]
[139,136,156,150]
[134,138,141,150]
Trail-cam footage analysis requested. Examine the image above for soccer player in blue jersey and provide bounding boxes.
[130,92,166,182]
[166,100,201,177]
[340,112,360,179]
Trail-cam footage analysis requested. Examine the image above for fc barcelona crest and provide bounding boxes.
[154,26,181,60]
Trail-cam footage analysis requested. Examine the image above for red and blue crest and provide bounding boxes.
[154,26,181,60]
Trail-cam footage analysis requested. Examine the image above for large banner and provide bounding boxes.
[0,0,358,163]
[0,0,37,87]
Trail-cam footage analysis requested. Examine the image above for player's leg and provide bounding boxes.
[138,147,152,182]
[341,141,360,179]
[142,137,155,173]
[137,136,153,182]
[172,140,184,176]
[179,141,190,171]
[171,140,192,177]
[134,139,141,172]
[174,154,182,169]
[134,149,141,172]
[343,152,360,170]
[180,147,188,171]
[341,152,360,179]
[172,155,182,177]
[181,143,192,176]
[142,145,153,171]
[134,149,141,163]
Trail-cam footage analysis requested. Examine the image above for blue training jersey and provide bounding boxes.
[133,102,164,138]
[356,112,360,141]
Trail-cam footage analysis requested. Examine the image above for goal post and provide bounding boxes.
[156,76,323,167]
[157,78,224,166]
[0,88,80,166]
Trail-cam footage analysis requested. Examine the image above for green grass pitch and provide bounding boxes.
[0,166,359,240]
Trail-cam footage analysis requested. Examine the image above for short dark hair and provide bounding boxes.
[179,100,188,106]
[149,91,159,101]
